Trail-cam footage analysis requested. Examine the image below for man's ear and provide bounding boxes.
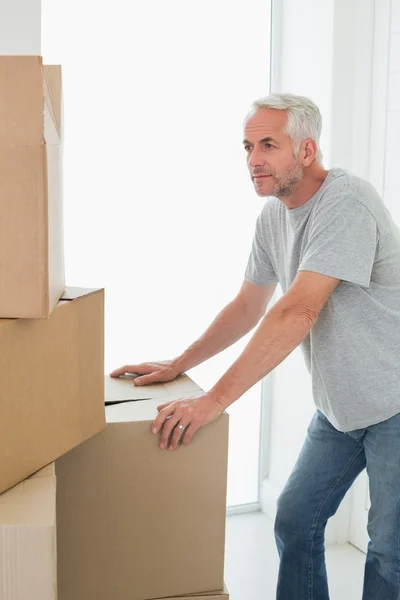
[301,138,318,166]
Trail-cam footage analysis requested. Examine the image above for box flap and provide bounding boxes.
[105,374,204,417]
[106,397,160,423]
[105,373,202,403]
[61,286,103,301]
[43,65,62,141]
[105,375,158,405]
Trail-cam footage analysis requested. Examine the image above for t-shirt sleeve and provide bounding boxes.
[244,212,279,286]
[298,195,378,287]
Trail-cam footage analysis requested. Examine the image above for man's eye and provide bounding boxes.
[244,145,252,152]
[265,143,273,149]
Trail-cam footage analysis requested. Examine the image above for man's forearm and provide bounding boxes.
[173,299,261,373]
[209,301,315,410]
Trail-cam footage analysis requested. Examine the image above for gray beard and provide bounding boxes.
[271,160,304,199]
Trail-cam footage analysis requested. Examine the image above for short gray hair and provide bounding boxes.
[245,93,323,165]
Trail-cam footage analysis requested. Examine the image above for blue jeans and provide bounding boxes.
[274,410,400,599]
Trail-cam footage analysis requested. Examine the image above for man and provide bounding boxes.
[111,93,400,599]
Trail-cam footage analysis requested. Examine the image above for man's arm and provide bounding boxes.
[209,271,341,409]
[111,280,277,385]
[174,280,278,372]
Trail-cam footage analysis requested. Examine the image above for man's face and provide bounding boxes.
[243,108,304,198]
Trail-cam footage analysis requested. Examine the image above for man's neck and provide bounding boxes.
[280,167,330,210]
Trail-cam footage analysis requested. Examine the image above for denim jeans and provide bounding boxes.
[274,409,400,599]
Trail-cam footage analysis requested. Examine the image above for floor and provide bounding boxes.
[224,512,366,599]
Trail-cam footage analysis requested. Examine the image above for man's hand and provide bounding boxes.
[110,360,182,386]
[152,392,224,451]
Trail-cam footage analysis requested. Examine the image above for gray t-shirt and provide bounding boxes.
[244,167,400,432]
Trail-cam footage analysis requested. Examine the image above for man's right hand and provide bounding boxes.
[110,360,183,386]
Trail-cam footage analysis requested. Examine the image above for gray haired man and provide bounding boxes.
[112,93,400,599]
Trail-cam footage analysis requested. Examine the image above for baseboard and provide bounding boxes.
[226,502,261,517]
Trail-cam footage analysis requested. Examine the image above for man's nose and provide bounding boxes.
[248,149,265,169]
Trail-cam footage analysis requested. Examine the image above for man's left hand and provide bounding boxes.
[152,392,224,451]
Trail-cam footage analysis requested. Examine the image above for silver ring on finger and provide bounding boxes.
[177,424,185,431]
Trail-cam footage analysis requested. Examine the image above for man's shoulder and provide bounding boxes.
[319,168,381,211]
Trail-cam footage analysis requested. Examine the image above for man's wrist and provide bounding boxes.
[208,385,232,411]
[171,355,189,374]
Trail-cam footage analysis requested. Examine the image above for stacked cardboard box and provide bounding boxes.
[56,375,230,600]
[0,55,230,600]
[0,56,106,494]
[0,463,57,600]
[0,56,65,318]
[0,56,106,598]
[0,286,106,495]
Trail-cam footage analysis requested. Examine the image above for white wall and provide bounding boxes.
[261,0,378,544]
[384,0,400,226]
[0,0,41,54]
[348,0,400,552]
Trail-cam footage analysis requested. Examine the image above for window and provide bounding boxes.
[42,0,272,507]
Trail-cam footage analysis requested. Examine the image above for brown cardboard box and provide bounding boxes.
[154,583,230,599]
[56,375,229,600]
[0,56,65,317]
[0,287,106,495]
[0,463,57,600]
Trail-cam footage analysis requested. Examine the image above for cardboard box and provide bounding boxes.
[0,56,65,317]
[56,375,229,600]
[0,287,106,495]
[0,464,57,600]
[153,583,229,599]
